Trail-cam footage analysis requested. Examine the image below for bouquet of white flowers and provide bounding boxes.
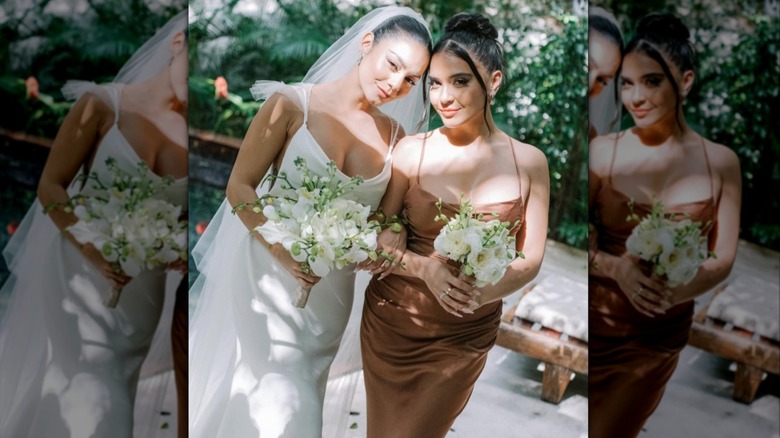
[234,157,383,308]
[432,196,522,287]
[625,198,714,287]
[46,158,187,308]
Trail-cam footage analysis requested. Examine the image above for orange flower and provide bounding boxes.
[214,76,228,100]
[25,76,39,100]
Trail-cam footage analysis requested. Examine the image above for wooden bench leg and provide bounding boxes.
[733,362,763,404]
[541,363,572,404]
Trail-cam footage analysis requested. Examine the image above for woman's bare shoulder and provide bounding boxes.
[509,135,546,163]
[589,131,623,175]
[390,131,431,170]
[702,137,740,171]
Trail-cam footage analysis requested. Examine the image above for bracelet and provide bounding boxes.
[231,198,264,215]
[375,209,406,233]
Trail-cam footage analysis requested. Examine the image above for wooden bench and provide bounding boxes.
[688,277,780,404]
[496,277,588,404]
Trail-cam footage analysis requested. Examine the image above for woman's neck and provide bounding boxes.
[440,109,497,146]
[632,111,688,146]
[323,67,373,112]
[130,67,185,114]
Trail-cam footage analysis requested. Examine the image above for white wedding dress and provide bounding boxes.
[0,84,187,437]
[189,82,397,438]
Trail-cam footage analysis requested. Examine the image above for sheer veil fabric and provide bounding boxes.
[0,10,188,438]
[589,6,623,136]
[188,6,430,437]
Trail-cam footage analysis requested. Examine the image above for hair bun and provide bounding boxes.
[444,13,498,40]
[637,12,690,42]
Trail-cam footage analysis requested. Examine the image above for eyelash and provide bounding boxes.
[428,78,470,89]
[621,78,663,88]
[388,59,416,86]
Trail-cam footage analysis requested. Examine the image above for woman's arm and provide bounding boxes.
[358,132,412,277]
[475,144,550,306]
[225,93,321,289]
[37,92,131,288]
[587,135,669,317]
[226,92,299,233]
[666,143,742,306]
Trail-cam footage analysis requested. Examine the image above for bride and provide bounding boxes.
[0,11,188,437]
[188,6,432,437]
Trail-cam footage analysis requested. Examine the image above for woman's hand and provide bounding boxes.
[80,243,132,290]
[268,243,321,290]
[420,258,480,317]
[356,226,407,279]
[614,255,671,317]
[167,258,187,274]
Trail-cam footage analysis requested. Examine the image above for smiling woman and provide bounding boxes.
[588,6,624,140]
[588,12,742,438]
[358,12,550,437]
[187,6,432,438]
[0,10,188,438]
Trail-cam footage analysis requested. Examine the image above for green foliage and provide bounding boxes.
[491,10,589,249]
[189,0,590,249]
[692,17,779,249]
[594,0,780,249]
[0,0,185,138]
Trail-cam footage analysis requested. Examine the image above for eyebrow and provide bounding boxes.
[621,72,664,82]
[389,50,422,79]
[428,72,473,82]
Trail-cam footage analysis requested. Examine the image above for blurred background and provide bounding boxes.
[187,0,589,290]
[0,0,186,309]
[593,0,780,251]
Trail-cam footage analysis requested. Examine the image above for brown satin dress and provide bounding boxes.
[589,140,718,438]
[360,140,524,438]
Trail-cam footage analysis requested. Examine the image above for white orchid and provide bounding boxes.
[433,196,522,287]
[626,198,714,287]
[246,157,382,308]
[48,158,187,308]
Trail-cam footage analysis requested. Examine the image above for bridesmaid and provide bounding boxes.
[588,6,624,141]
[360,13,550,437]
[588,12,741,437]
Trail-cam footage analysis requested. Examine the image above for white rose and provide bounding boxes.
[434,228,470,260]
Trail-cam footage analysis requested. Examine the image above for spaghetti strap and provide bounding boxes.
[700,136,715,201]
[608,135,618,185]
[386,118,400,158]
[302,83,312,125]
[416,134,427,184]
[507,136,522,196]
[110,84,122,127]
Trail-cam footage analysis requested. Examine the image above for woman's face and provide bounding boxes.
[358,35,430,106]
[169,32,188,104]
[620,50,681,128]
[428,51,492,128]
[588,31,621,98]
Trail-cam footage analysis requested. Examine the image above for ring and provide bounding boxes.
[446,287,453,294]
[440,292,447,300]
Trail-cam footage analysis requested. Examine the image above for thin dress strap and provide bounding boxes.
[507,136,522,197]
[302,83,312,125]
[416,134,428,184]
[700,136,715,201]
[608,135,619,185]
[110,84,122,126]
[386,118,400,158]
